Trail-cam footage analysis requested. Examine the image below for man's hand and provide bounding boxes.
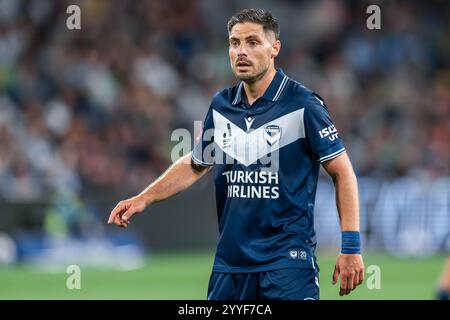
[332,253,365,296]
[107,195,148,228]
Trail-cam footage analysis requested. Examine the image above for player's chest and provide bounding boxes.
[212,105,305,167]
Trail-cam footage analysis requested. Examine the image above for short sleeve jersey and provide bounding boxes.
[192,69,346,273]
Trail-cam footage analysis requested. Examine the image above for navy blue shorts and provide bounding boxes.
[207,268,320,300]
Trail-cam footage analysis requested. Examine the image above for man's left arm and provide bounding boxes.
[322,153,365,296]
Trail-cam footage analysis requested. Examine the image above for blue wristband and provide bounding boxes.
[341,231,361,254]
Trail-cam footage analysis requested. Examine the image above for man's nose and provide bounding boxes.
[237,44,247,56]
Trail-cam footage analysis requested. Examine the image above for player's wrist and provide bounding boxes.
[341,231,361,254]
[136,193,153,207]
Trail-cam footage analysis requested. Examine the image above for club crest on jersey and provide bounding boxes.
[264,125,281,146]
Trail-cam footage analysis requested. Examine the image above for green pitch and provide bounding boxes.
[0,252,446,299]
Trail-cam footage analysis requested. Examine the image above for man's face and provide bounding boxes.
[229,22,280,83]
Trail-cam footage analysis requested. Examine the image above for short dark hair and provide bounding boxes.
[227,9,280,39]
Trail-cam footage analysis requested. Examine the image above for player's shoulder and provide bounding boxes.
[287,79,329,112]
[210,84,241,107]
[282,77,322,108]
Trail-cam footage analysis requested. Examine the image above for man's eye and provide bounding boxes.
[231,41,238,47]
[249,41,257,46]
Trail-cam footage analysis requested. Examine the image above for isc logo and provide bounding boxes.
[318,125,339,141]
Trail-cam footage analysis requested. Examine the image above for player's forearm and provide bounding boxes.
[137,153,210,206]
[334,167,360,231]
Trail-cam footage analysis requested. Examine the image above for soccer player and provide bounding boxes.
[108,8,365,300]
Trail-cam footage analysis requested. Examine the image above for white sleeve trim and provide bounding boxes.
[319,147,346,163]
[191,152,214,167]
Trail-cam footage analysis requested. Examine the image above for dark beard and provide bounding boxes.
[236,65,269,84]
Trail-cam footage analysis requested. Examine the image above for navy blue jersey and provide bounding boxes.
[192,69,345,273]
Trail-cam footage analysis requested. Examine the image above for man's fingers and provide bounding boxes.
[332,265,339,285]
[114,214,124,227]
[107,208,118,224]
[121,219,131,227]
[121,207,136,221]
[347,272,355,291]
[108,201,137,224]
[108,202,128,224]
[339,274,348,296]
[359,268,365,285]
[112,207,131,227]
[108,200,143,228]
[353,272,360,289]
[335,255,365,296]
[116,217,130,228]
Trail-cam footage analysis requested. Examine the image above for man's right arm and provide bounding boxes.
[107,153,212,228]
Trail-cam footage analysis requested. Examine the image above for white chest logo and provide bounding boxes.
[213,108,305,166]
[244,117,254,131]
[264,125,282,145]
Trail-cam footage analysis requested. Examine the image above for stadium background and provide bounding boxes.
[0,0,448,299]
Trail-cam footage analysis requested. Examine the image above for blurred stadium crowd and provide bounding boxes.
[0,0,449,204]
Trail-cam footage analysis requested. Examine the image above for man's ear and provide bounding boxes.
[271,40,281,58]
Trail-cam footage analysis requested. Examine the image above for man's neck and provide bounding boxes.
[243,67,277,106]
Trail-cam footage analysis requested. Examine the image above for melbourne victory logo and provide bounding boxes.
[264,125,282,146]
